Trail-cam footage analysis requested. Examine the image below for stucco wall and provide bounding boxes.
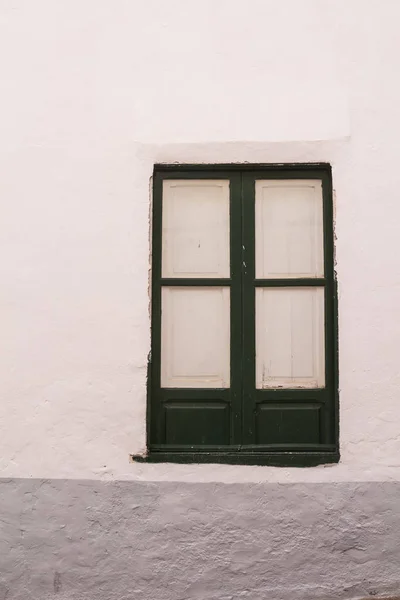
[2,1,400,598]
[2,0,400,483]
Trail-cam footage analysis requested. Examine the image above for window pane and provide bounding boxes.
[256,287,325,388]
[162,180,230,278]
[255,180,324,278]
[161,287,230,388]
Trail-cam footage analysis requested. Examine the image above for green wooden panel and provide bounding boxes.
[165,402,230,446]
[255,404,321,445]
[156,390,231,445]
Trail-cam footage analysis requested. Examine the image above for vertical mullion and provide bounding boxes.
[241,174,256,445]
[150,172,163,445]
[230,173,243,445]
[322,169,337,445]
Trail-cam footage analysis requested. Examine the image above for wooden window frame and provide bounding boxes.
[135,163,339,467]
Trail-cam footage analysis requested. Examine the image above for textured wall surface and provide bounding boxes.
[1,479,400,600]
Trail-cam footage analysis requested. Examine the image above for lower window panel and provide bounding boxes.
[164,401,230,446]
[255,403,322,445]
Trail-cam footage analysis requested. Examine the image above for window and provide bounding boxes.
[144,164,338,466]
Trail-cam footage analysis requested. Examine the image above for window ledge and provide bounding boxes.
[131,451,339,467]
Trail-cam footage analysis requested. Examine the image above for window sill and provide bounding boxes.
[131,450,339,467]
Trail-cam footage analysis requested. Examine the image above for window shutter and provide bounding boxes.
[151,172,242,450]
[146,165,338,465]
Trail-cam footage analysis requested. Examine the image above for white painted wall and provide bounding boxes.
[1,0,400,482]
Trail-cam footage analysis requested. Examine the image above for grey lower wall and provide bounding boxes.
[1,479,400,600]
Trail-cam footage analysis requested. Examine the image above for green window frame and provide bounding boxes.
[139,163,338,467]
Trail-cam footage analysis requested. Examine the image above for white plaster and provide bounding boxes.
[2,0,400,482]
